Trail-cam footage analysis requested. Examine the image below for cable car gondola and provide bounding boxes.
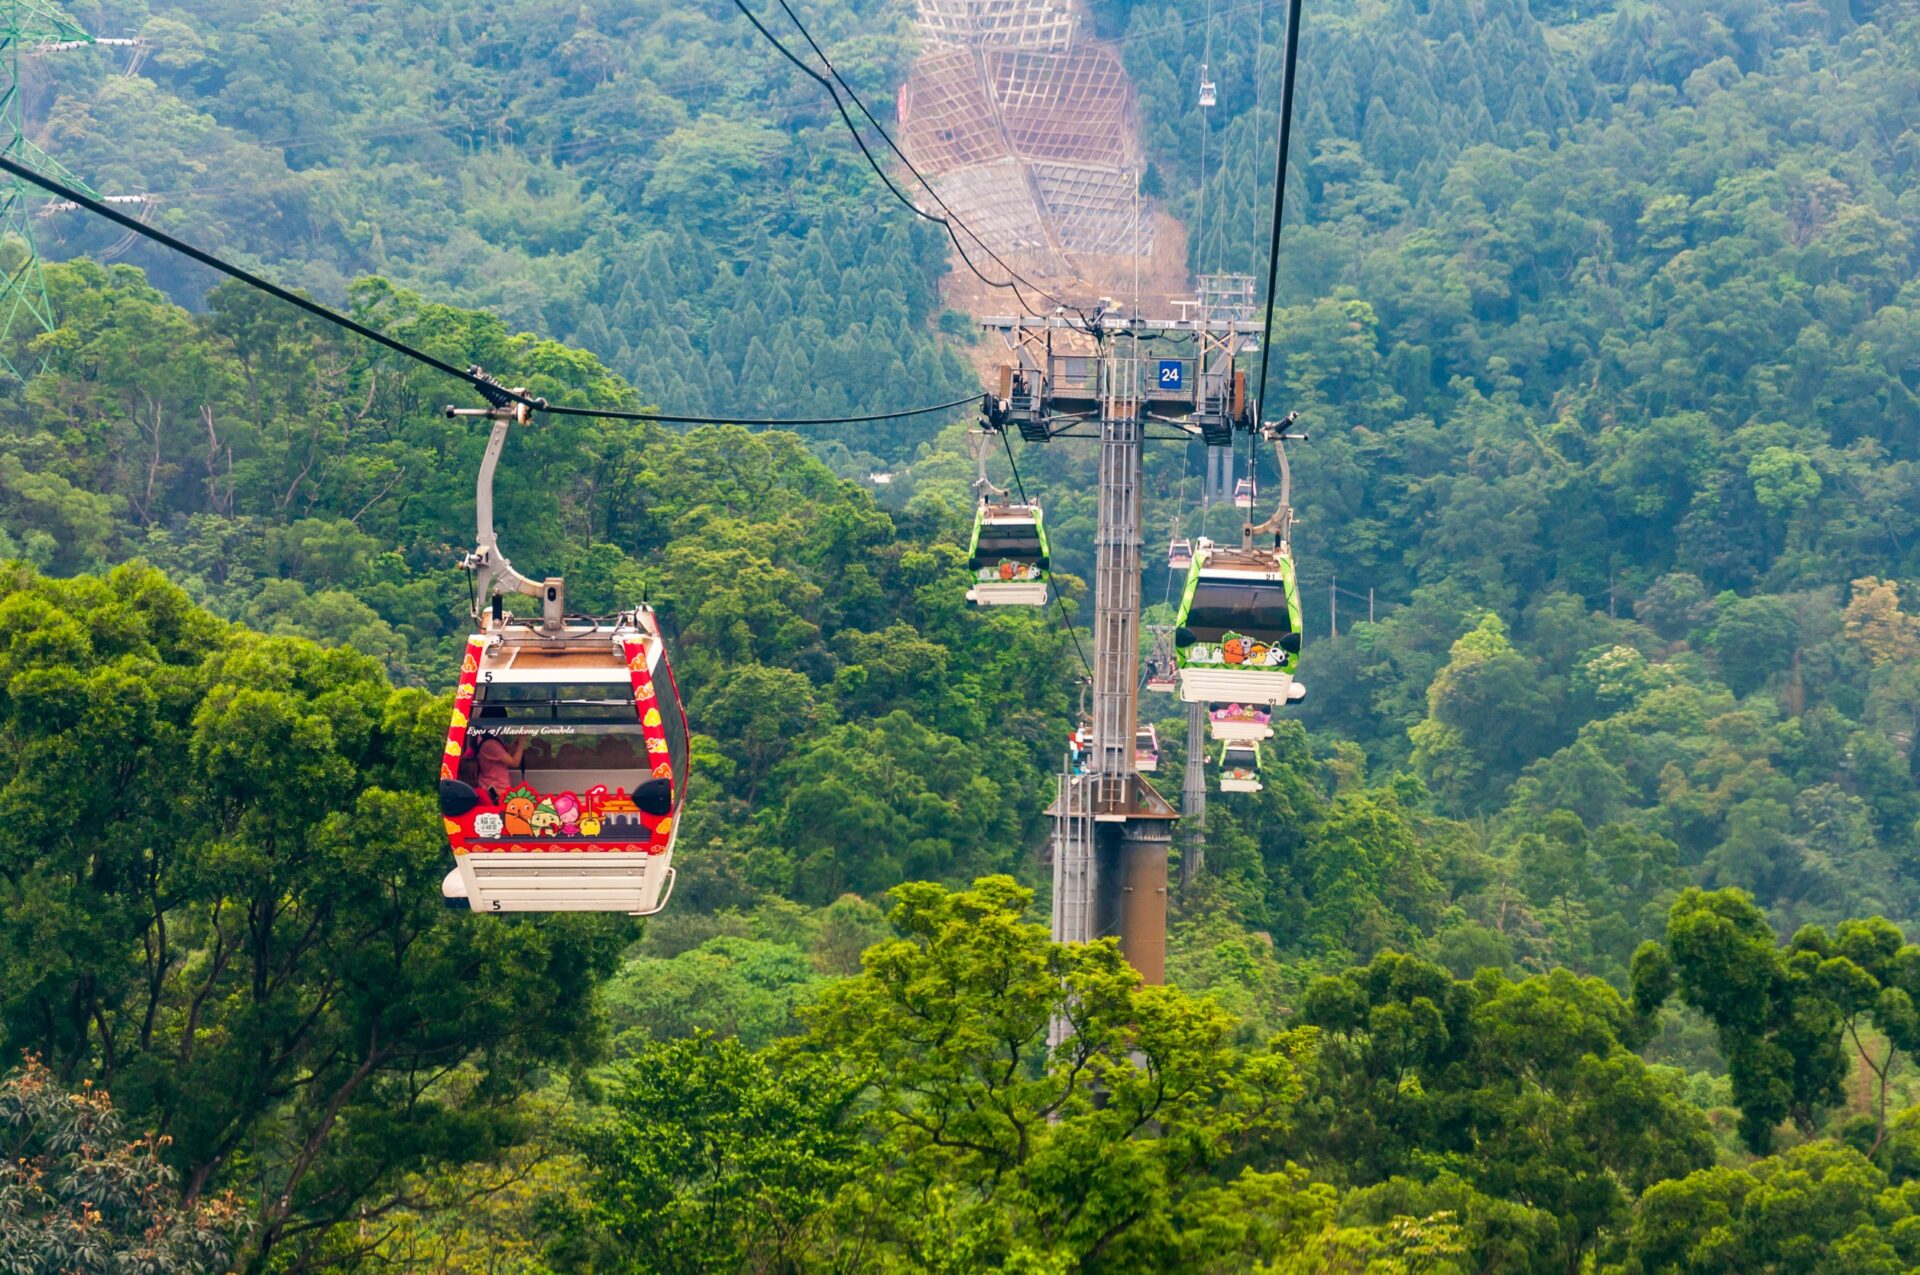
[1146,657,1177,694]
[442,615,688,914]
[1168,533,1194,571]
[1199,69,1217,108]
[1065,679,1093,774]
[1218,740,1262,793]
[437,376,687,915]
[1232,477,1254,510]
[1136,723,1160,772]
[1209,702,1273,742]
[964,429,1050,606]
[1173,541,1302,706]
[966,500,1051,606]
[1145,624,1179,694]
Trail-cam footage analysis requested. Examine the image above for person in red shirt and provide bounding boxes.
[474,732,527,802]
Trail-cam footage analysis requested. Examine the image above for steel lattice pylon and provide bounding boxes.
[0,0,96,378]
[984,295,1266,999]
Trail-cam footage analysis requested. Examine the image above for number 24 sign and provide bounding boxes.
[1157,360,1184,390]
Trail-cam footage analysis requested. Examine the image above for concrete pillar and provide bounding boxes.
[1113,820,1171,984]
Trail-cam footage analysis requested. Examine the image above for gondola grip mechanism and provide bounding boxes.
[452,367,564,632]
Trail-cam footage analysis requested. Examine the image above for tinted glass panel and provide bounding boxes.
[1184,581,1293,642]
[475,682,636,725]
[462,726,653,796]
[515,728,648,773]
[972,524,1046,567]
[658,672,689,795]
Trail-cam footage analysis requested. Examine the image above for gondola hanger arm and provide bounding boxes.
[1245,411,1305,547]
[968,428,1010,501]
[448,368,567,632]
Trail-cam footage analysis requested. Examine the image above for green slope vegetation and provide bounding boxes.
[1095,0,1920,931]
[6,0,1920,1269]
[36,0,978,456]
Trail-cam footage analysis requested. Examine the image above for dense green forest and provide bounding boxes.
[35,0,979,461]
[6,0,1920,1270]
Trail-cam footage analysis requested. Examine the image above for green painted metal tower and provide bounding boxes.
[0,0,96,378]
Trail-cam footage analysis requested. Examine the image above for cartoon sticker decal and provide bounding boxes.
[554,792,581,836]
[975,561,1044,583]
[1182,632,1292,670]
[501,787,538,836]
[441,634,681,858]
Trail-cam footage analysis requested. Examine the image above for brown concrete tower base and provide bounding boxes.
[1097,819,1172,984]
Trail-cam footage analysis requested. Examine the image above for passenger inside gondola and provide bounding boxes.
[463,680,681,816]
[472,732,525,803]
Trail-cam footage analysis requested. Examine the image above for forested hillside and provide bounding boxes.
[6,0,1920,1270]
[37,0,978,456]
[1102,0,1920,930]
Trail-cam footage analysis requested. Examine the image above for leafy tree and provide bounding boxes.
[1703,594,1801,697]
[0,565,622,1270]
[1626,1143,1920,1274]
[1842,577,1919,667]
[1409,613,1562,810]
[801,876,1321,1270]
[573,877,1462,1272]
[1297,951,1712,1269]
[569,1034,859,1275]
[0,1055,249,1274]
[1634,888,1920,1156]
[602,936,824,1052]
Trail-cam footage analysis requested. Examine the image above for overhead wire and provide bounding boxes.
[1252,0,1305,429]
[997,427,1093,678]
[1246,0,1306,534]
[0,152,981,429]
[1197,0,1213,274]
[764,0,1073,316]
[729,0,1074,320]
[545,396,981,426]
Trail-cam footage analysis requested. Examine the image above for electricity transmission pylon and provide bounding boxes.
[0,1,102,377]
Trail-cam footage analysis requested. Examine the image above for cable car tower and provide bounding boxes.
[980,277,1263,986]
[0,3,144,375]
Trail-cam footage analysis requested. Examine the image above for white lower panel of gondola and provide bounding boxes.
[967,582,1050,606]
[1136,755,1159,772]
[1178,667,1301,705]
[1219,774,1263,793]
[1208,719,1276,743]
[449,852,675,915]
